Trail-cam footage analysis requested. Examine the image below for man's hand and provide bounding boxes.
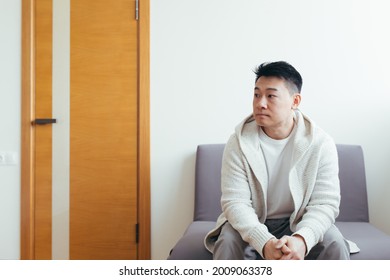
[263,235,307,260]
[263,238,291,260]
[279,235,307,260]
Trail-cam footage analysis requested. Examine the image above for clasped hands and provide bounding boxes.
[263,234,307,260]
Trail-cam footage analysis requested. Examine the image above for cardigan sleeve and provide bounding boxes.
[292,136,341,253]
[221,134,274,257]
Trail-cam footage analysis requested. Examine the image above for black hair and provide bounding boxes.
[254,61,303,94]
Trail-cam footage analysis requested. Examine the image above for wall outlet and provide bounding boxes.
[0,151,18,165]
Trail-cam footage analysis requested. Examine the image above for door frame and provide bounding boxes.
[20,0,150,259]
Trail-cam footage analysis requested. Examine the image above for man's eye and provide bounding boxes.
[254,93,259,98]
[268,94,276,98]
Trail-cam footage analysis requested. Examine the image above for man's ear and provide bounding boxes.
[291,93,301,109]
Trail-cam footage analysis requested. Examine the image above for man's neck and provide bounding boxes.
[262,118,295,140]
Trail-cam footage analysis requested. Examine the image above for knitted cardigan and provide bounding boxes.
[204,110,341,257]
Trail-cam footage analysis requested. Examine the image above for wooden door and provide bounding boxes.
[21,0,150,260]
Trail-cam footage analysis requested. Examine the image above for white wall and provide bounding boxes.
[151,0,390,259]
[0,0,21,259]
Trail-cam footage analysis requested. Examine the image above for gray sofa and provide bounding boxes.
[168,144,390,260]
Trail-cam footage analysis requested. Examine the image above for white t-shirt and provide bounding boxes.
[259,125,296,219]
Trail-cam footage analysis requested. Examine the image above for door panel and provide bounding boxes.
[70,0,138,259]
[34,0,53,260]
[28,0,139,260]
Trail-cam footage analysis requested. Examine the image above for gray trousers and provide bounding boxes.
[213,219,350,260]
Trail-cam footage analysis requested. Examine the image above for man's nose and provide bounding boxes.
[256,97,267,109]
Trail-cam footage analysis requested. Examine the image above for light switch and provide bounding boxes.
[0,151,18,165]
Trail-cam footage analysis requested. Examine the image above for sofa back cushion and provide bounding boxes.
[194,144,224,221]
[193,144,369,223]
[336,144,369,222]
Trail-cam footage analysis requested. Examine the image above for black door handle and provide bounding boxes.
[32,118,57,125]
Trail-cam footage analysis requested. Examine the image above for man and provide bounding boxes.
[204,61,350,260]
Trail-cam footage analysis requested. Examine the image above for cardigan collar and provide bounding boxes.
[235,110,315,188]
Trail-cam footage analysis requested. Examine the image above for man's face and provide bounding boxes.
[252,76,300,136]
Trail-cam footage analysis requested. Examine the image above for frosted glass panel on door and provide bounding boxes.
[52,0,70,260]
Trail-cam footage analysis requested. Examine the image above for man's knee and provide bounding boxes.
[213,222,248,260]
[316,225,350,260]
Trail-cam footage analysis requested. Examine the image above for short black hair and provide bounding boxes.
[254,61,303,94]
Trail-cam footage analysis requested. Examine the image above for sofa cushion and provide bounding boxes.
[336,221,390,259]
[168,221,390,260]
[168,221,214,260]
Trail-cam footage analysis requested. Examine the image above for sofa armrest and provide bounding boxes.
[167,221,215,260]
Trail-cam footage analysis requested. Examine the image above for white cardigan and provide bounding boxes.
[204,110,341,257]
